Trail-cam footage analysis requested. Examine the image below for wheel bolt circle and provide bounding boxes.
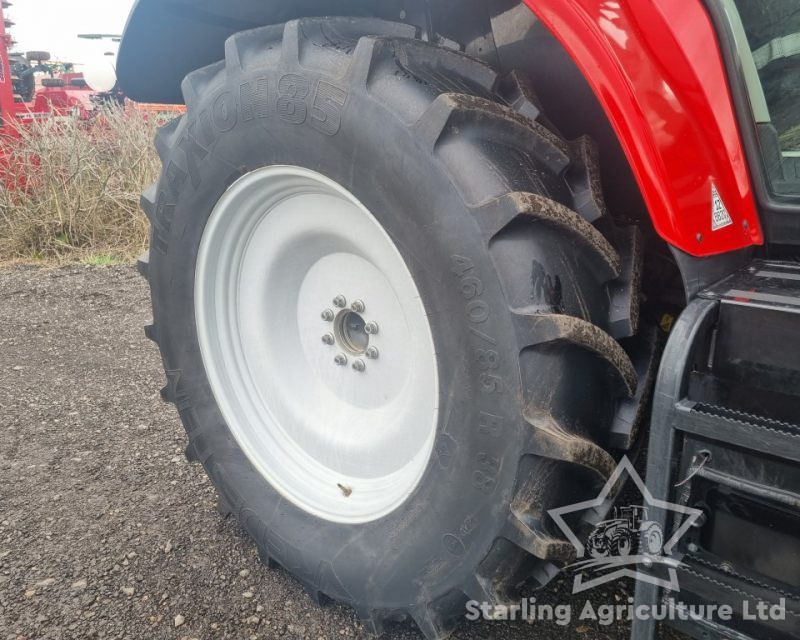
[364,321,379,335]
[365,346,379,360]
[321,309,334,321]
[334,353,348,366]
[351,299,365,313]
[333,295,347,308]
[322,333,335,345]
[352,359,366,372]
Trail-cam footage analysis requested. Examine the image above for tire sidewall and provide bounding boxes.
[149,60,527,607]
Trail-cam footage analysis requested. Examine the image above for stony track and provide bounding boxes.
[0,265,683,640]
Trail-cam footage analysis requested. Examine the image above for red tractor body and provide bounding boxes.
[0,5,16,128]
[113,0,777,258]
[524,0,762,256]
[0,10,94,135]
[111,2,800,639]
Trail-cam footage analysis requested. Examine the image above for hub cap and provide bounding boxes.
[195,166,439,523]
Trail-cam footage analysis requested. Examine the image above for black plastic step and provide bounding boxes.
[674,400,800,463]
[632,259,800,640]
[694,260,800,422]
[670,561,800,640]
[700,260,800,313]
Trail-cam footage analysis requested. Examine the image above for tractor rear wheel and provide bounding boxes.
[640,522,664,555]
[139,18,644,638]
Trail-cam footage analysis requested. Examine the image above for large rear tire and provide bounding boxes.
[138,18,647,638]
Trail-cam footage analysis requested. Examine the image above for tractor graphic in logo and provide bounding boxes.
[587,505,664,559]
[549,457,701,593]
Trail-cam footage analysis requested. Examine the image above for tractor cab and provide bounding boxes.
[716,0,800,234]
[614,505,648,531]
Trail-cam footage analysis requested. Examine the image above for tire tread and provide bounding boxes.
[143,17,651,640]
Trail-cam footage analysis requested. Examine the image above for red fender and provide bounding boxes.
[524,0,763,256]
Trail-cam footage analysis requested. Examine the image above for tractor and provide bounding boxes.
[9,52,46,103]
[587,505,663,559]
[0,4,185,168]
[115,1,800,639]
[0,13,94,126]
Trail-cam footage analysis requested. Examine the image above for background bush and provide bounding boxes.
[0,106,161,263]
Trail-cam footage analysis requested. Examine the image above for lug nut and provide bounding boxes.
[321,309,334,321]
[365,346,379,360]
[351,299,365,313]
[322,333,335,345]
[333,295,347,308]
[364,321,379,335]
[334,353,348,366]
[352,359,366,372]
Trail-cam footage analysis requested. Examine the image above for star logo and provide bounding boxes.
[548,456,702,594]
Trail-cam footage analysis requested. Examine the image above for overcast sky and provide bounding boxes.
[8,0,135,65]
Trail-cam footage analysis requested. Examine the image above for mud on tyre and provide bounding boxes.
[138,17,650,638]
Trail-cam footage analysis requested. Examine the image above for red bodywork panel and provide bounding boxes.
[0,2,94,146]
[524,0,764,257]
[0,8,15,128]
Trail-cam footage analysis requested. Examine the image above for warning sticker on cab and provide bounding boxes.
[711,183,733,231]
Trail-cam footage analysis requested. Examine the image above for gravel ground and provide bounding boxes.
[0,265,683,640]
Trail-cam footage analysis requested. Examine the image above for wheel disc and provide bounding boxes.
[195,166,439,523]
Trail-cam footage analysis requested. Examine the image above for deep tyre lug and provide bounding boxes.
[135,250,150,279]
[184,443,199,464]
[531,561,562,589]
[299,580,329,607]
[216,496,233,519]
[140,183,157,223]
[257,546,279,570]
[141,15,646,636]
[497,70,542,124]
[356,608,386,636]
[408,604,457,640]
[144,324,158,344]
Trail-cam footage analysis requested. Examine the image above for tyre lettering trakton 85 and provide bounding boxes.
[118,3,800,639]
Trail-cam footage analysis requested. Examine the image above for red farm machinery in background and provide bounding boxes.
[0,1,184,160]
[0,5,95,126]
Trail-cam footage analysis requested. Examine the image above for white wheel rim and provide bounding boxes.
[195,166,439,523]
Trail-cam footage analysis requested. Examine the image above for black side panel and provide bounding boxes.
[117,0,404,103]
[117,0,498,104]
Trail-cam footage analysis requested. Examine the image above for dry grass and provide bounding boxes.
[0,106,163,264]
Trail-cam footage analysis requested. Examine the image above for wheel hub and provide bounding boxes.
[321,298,380,371]
[335,308,369,355]
[194,166,439,523]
